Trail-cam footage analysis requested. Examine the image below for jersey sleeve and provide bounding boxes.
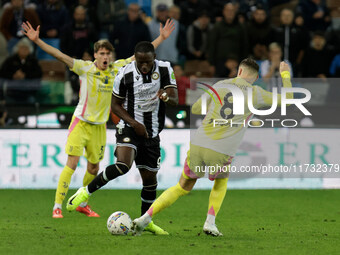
[159,62,177,89]
[253,71,293,108]
[70,59,92,76]
[112,65,127,100]
[191,92,213,115]
[113,58,132,74]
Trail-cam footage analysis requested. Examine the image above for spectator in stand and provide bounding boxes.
[330,54,340,77]
[60,5,98,59]
[0,38,42,80]
[173,64,191,105]
[326,53,340,103]
[69,0,99,31]
[96,0,126,38]
[179,0,211,27]
[326,25,340,55]
[273,8,309,75]
[37,0,69,38]
[148,4,179,64]
[0,0,40,53]
[169,5,187,63]
[297,0,331,32]
[237,0,269,19]
[260,42,293,92]
[0,38,42,102]
[186,10,213,60]
[250,44,268,77]
[110,3,150,59]
[246,5,273,56]
[215,55,239,78]
[302,31,333,78]
[208,3,248,76]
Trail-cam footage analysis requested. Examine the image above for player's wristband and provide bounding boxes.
[281,71,291,79]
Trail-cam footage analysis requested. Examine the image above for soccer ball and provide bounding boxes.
[107,211,132,235]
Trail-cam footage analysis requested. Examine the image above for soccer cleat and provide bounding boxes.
[131,218,148,236]
[66,187,89,211]
[203,222,223,237]
[52,208,63,218]
[144,221,169,235]
[76,205,100,217]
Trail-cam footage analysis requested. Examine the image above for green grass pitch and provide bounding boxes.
[0,189,339,255]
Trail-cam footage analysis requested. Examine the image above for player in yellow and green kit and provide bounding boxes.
[22,20,175,221]
[132,59,293,236]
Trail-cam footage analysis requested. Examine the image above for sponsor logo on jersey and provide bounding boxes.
[171,71,175,80]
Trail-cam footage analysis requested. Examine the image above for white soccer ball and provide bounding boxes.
[107,211,132,235]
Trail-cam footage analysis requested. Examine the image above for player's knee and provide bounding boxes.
[104,162,130,181]
[87,165,99,175]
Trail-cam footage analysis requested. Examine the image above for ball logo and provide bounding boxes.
[112,212,124,220]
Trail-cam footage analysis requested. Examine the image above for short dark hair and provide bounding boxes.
[134,41,155,54]
[239,58,259,73]
[94,39,114,53]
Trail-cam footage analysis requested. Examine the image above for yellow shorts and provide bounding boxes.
[183,143,233,181]
[65,116,106,164]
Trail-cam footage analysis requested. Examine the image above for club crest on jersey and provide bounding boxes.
[102,76,109,84]
[123,137,131,142]
[136,75,140,81]
[152,72,159,80]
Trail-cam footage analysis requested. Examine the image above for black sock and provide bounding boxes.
[87,172,108,193]
[141,183,157,215]
[88,163,129,193]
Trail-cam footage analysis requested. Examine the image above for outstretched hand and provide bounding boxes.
[159,19,175,40]
[22,21,40,42]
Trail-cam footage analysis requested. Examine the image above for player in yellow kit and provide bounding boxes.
[132,59,293,236]
[22,20,175,219]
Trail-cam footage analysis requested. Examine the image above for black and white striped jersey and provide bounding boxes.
[112,59,177,138]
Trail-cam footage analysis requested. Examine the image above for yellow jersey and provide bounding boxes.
[70,58,131,124]
[191,72,292,156]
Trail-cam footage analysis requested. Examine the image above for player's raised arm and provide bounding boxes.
[22,21,74,68]
[129,19,175,61]
[151,19,175,49]
[279,61,293,100]
[253,61,293,107]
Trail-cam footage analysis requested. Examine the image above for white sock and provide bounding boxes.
[53,203,62,210]
[79,202,88,208]
[139,213,152,227]
[206,214,216,225]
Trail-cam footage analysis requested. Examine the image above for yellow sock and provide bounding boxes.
[207,178,228,217]
[55,166,75,205]
[83,170,97,187]
[147,183,189,217]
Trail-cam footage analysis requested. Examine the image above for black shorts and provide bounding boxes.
[115,126,161,172]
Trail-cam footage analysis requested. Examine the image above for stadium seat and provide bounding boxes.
[39,60,66,81]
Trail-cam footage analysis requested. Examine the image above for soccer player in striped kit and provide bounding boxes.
[67,41,178,234]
